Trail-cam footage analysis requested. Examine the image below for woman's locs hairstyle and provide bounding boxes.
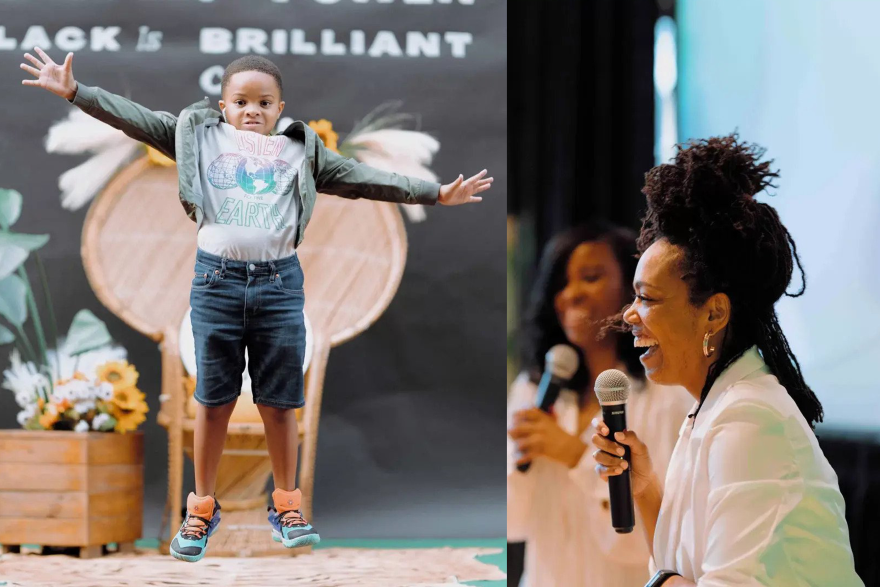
[636,133,823,428]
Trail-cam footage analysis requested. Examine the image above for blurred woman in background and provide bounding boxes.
[507,220,692,587]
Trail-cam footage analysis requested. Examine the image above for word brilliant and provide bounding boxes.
[200,28,473,58]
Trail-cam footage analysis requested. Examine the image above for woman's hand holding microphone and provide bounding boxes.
[591,418,666,552]
[509,408,588,469]
[590,418,657,496]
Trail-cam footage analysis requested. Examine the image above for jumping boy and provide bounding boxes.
[21,48,492,562]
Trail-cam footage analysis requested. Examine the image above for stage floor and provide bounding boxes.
[0,539,507,587]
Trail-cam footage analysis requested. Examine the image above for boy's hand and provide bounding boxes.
[438,169,493,205]
[20,47,77,101]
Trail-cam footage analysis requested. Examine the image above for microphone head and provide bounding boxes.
[594,369,631,404]
[545,344,579,380]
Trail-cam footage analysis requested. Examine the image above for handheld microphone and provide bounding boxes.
[516,344,579,473]
[594,369,635,534]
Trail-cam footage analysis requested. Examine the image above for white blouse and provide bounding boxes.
[507,369,693,587]
[652,346,863,586]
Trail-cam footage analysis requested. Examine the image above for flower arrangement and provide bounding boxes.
[4,350,148,434]
[0,187,147,433]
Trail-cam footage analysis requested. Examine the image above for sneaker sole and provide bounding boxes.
[272,528,321,548]
[171,549,206,563]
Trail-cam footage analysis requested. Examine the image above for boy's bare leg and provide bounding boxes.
[257,404,299,490]
[194,400,238,497]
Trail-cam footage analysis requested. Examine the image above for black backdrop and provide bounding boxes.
[0,0,506,540]
[508,0,657,272]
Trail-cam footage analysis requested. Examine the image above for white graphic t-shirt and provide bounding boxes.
[196,122,303,261]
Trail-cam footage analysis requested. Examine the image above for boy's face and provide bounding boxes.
[218,71,285,135]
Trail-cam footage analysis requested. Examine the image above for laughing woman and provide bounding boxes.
[507,221,692,587]
[591,135,862,586]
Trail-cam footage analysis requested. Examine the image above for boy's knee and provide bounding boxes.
[257,403,294,419]
[202,399,237,419]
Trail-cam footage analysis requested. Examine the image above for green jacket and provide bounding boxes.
[68,84,440,247]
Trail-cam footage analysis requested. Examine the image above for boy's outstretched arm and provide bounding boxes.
[21,47,177,161]
[314,136,493,207]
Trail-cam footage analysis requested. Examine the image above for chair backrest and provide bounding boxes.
[81,156,408,347]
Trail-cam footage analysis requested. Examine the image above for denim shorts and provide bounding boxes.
[189,248,306,410]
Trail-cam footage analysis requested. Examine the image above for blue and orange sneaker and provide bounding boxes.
[268,487,321,548]
[170,492,222,562]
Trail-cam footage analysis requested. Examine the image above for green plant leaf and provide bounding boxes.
[65,309,112,356]
[0,274,28,326]
[100,416,117,431]
[0,245,28,281]
[0,232,48,280]
[0,324,13,345]
[0,231,49,251]
[0,189,23,229]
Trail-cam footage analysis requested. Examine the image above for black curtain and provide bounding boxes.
[509,0,658,270]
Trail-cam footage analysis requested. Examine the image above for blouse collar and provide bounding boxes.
[690,345,770,430]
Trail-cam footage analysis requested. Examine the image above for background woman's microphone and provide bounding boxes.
[594,369,635,533]
[516,344,579,473]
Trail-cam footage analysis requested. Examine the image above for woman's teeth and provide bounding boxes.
[633,338,659,348]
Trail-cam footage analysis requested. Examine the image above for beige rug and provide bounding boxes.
[0,546,505,587]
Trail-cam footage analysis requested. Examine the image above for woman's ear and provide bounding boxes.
[706,292,731,333]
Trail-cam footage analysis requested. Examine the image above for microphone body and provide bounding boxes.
[594,369,635,534]
[601,401,635,533]
[516,370,564,473]
[516,345,579,473]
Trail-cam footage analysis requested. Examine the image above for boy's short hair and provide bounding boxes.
[221,55,283,99]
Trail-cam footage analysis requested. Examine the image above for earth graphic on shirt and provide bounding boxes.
[235,156,276,195]
[207,154,278,195]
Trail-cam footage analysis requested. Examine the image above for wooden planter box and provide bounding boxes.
[0,430,144,558]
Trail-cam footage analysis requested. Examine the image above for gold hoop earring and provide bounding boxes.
[703,332,716,358]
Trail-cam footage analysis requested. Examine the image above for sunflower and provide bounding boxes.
[111,386,145,411]
[110,393,149,433]
[112,405,147,433]
[308,119,339,153]
[96,361,139,392]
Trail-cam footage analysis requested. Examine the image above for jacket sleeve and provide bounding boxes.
[313,138,440,206]
[67,83,177,161]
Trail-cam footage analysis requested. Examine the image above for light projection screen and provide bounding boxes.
[677,0,880,432]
